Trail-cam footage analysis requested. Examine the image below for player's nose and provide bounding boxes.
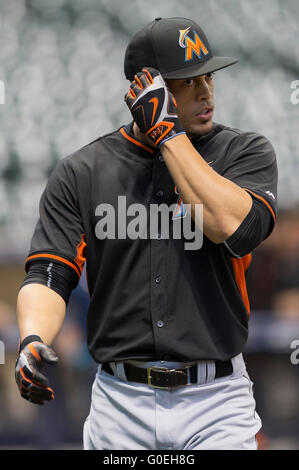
[194,77,213,100]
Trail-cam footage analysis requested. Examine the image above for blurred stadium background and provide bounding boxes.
[0,0,299,450]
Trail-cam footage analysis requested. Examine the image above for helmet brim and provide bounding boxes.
[161,56,238,79]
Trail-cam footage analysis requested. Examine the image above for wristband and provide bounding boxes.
[19,334,43,353]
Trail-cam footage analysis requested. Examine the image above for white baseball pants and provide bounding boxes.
[83,353,261,450]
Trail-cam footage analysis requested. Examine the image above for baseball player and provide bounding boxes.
[15,17,277,450]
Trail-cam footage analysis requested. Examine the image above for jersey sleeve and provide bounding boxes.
[221,132,278,225]
[25,158,86,281]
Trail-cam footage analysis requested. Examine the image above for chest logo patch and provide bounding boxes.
[172,185,187,219]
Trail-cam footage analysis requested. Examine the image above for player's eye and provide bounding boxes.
[183,79,194,87]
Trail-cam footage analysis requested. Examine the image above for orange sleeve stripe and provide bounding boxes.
[243,188,276,221]
[26,254,81,278]
[231,257,250,315]
[120,127,154,154]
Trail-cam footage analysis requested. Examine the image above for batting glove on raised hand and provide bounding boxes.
[125,67,186,147]
[15,335,58,405]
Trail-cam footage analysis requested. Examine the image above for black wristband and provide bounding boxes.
[19,335,43,353]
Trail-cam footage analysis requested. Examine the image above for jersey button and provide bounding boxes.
[155,275,162,283]
[158,155,164,162]
[155,233,162,240]
[157,320,164,328]
[156,190,164,198]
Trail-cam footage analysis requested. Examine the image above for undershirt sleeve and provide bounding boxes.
[222,197,272,258]
[21,260,78,305]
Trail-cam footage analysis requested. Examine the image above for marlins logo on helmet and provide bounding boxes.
[178,26,209,62]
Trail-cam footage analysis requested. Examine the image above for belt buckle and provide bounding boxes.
[147,367,188,389]
[147,366,170,389]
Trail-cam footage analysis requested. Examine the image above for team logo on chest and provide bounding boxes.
[172,185,187,219]
[178,27,209,62]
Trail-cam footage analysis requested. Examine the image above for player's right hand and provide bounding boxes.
[15,337,58,405]
[125,67,186,147]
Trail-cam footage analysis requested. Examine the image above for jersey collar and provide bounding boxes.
[120,121,220,158]
[120,122,160,157]
[190,122,219,147]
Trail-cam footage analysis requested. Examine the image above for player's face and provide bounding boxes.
[165,73,215,138]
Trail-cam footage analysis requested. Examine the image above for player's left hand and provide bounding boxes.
[125,67,186,147]
[15,339,58,405]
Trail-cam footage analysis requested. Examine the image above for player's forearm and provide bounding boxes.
[17,283,66,344]
[161,134,252,243]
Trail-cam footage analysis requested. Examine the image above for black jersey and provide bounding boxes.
[24,122,277,363]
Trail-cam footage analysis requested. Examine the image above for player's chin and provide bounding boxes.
[185,118,213,138]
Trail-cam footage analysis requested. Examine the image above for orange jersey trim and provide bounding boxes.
[74,234,87,274]
[26,253,81,278]
[243,188,276,221]
[120,127,155,154]
[231,254,252,315]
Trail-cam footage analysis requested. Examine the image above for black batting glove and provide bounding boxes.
[15,335,58,405]
[125,67,186,147]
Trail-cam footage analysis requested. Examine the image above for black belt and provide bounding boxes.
[102,360,233,389]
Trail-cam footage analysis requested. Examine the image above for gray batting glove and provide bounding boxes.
[15,335,58,405]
